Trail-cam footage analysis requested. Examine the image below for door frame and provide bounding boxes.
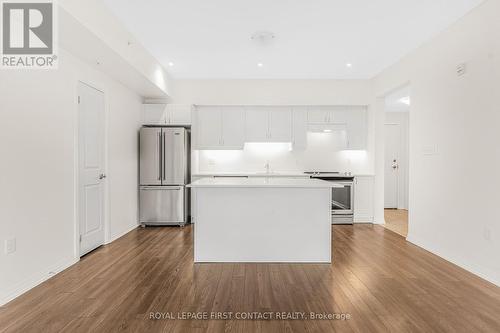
[74,80,110,259]
[375,82,412,237]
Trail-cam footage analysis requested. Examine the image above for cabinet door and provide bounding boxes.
[307,107,330,123]
[196,107,222,149]
[221,107,245,149]
[346,108,367,150]
[245,108,269,142]
[168,104,192,125]
[292,108,307,150]
[142,104,167,125]
[269,108,292,142]
[354,176,374,223]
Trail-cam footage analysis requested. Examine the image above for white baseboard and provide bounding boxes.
[406,235,499,287]
[0,256,78,307]
[106,223,138,244]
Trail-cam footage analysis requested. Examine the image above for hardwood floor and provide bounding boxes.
[1,225,499,332]
[384,209,408,237]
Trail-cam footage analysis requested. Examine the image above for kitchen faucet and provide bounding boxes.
[264,160,271,174]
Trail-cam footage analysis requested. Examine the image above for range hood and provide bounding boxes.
[307,123,347,133]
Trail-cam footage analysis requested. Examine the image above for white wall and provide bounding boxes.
[374,0,500,285]
[384,112,409,209]
[59,0,172,97]
[173,79,376,175]
[171,79,373,105]
[0,48,142,305]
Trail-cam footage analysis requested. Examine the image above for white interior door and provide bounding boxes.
[78,82,105,256]
[384,124,400,208]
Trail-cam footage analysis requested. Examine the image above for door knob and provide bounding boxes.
[99,174,107,179]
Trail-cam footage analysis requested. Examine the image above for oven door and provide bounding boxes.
[331,182,353,215]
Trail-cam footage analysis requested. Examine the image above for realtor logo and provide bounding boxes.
[1,0,58,69]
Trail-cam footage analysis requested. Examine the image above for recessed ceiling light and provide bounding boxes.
[257,62,263,67]
[168,62,174,67]
[346,63,353,68]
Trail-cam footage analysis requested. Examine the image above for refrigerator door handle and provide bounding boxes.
[141,186,182,190]
[158,131,162,181]
[163,131,166,181]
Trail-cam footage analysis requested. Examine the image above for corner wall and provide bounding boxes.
[373,0,500,285]
[0,48,142,305]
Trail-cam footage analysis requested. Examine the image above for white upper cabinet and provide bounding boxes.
[221,107,245,148]
[196,107,221,149]
[336,107,367,150]
[245,107,292,143]
[142,104,167,125]
[193,105,365,150]
[245,108,269,142]
[142,104,192,125]
[292,108,307,150]
[168,104,192,125]
[307,107,331,123]
[194,106,245,150]
[307,106,367,150]
[269,108,292,142]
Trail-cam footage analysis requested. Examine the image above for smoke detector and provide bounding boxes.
[251,31,276,44]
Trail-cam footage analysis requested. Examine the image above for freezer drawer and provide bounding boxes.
[140,186,185,225]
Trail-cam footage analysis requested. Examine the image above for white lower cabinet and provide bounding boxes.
[354,176,374,223]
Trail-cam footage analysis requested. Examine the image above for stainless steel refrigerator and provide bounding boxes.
[139,127,190,226]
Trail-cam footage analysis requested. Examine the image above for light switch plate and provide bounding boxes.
[5,238,16,254]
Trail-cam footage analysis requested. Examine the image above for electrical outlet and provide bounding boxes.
[456,63,467,76]
[5,238,16,254]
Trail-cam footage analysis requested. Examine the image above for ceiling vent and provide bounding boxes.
[251,31,276,45]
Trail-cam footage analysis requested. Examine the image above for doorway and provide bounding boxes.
[78,82,106,256]
[383,86,410,237]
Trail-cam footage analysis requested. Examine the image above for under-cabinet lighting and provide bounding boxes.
[201,150,241,163]
[244,142,292,154]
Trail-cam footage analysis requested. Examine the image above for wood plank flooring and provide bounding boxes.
[1,225,499,332]
[383,209,408,237]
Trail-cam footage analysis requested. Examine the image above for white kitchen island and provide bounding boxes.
[188,177,339,263]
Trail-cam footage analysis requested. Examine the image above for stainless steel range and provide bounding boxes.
[305,172,354,225]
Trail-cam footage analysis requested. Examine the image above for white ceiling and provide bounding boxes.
[103,0,484,79]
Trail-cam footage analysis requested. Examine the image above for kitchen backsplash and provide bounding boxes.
[194,132,373,174]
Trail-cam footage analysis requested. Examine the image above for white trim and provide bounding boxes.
[106,224,138,244]
[0,257,79,307]
[406,235,500,287]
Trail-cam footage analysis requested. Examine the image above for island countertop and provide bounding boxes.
[188,177,343,188]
